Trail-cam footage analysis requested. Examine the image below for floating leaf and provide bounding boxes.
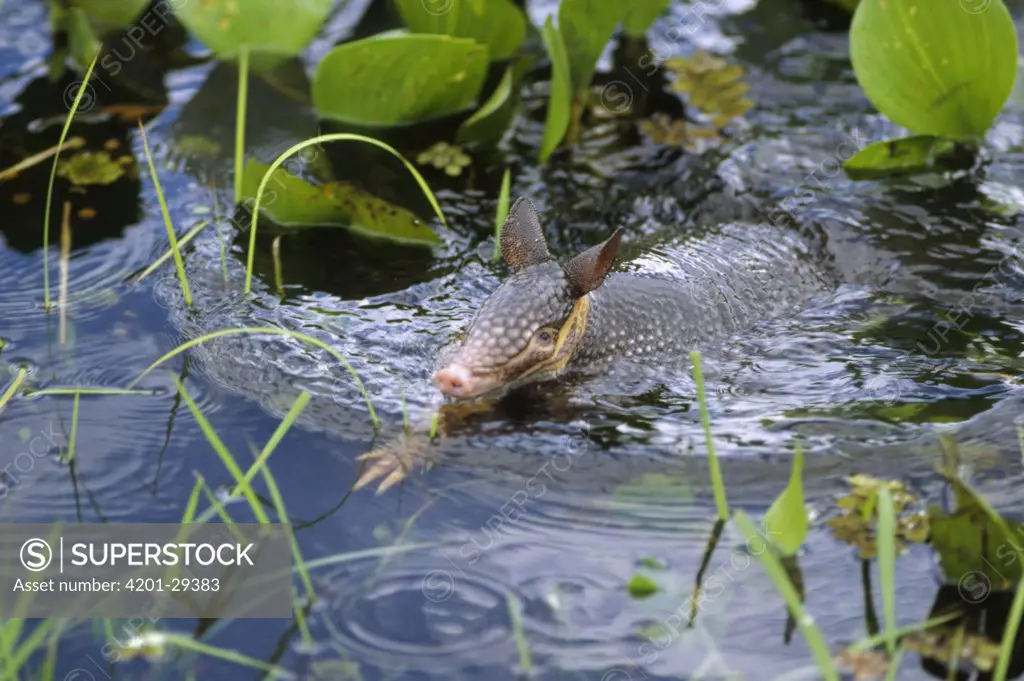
[665,52,754,129]
[623,0,672,37]
[395,0,526,61]
[638,113,722,152]
[539,18,572,163]
[849,0,1018,139]
[627,574,659,599]
[174,0,333,71]
[826,474,929,559]
[416,141,471,177]
[843,135,972,180]
[57,151,125,186]
[763,444,807,557]
[312,33,489,127]
[240,160,440,245]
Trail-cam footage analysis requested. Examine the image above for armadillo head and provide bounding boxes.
[435,197,622,400]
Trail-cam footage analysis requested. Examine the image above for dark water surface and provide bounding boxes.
[3,0,1024,679]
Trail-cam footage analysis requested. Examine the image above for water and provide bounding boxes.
[2,0,1024,679]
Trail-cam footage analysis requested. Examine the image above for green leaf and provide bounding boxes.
[395,0,526,61]
[174,0,332,70]
[240,159,441,245]
[763,443,807,557]
[456,62,519,146]
[539,18,572,163]
[623,0,672,37]
[627,574,659,599]
[557,0,628,99]
[850,0,1018,139]
[928,475,1024,587]
[71,0,147,28]
[312,33,489,127]
[843,134,971,179]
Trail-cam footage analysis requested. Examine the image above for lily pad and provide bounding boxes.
[312,33,489,127]
[763,444,807,557]
[395,0,526,61]
[241,160,440,246]
[843,135,972,180]
[58,151,125,186]
[174,0,332,70]
[850,0,1018,139]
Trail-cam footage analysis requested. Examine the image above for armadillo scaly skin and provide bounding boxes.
[574,224,836,368]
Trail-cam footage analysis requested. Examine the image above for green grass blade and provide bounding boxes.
[995,570,1024,681]
[493,167,511,262]
[138,121,192,307]
[25,387,156,397]
[244,133,446,294]
[180,475,205,524]
[145,632,288,677]
[234,46,249,205]
[690,351,728,520]
[133,220,209,283]
[3,620,56,681]
[43,51,99,310]
[67,392,80,462]
[876,489,898,655]
[213,189,229,284]
[507,592,532,674]
[246,391,309,490]
[173,377,270,524]
[272,235,284,297]
[257,463,314,644]
[734,511,838,681]
[130,327,378,427]
[883,644,904,681]
[0,367,28,412]
[849,611,961,652]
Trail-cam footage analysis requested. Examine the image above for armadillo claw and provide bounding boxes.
[353,432,430,494]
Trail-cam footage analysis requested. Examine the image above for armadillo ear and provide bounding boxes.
[564,228,623,297]
[500,197,551,272]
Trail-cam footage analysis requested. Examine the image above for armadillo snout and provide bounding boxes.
[434,364,476,398]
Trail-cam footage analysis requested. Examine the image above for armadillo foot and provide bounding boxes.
[353,431,432,494]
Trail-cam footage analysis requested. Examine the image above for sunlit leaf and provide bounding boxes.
[623,0,672,37]
[539,18,572,163]
[763,444,807,557]
[71,0,148,28]
[558,0,628,100]
[174,0,333,71]
[240,160,440,245]
[395,0,526,61]
[312,33,489,126]
[457,57,534,146]
[850,0,1018,138]
[843,135,972,180]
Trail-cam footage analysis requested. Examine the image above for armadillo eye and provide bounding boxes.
[536,329,554,344]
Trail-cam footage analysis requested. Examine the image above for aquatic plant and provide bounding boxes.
[846,0,1018,178]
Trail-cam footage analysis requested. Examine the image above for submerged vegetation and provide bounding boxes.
[1,0,1024,679]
